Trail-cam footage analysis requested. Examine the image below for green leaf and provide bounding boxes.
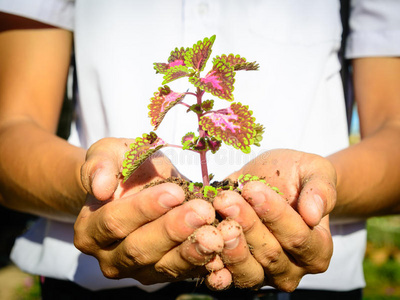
[148,86,186,130]
[184,35,216,72]
[214,54,259,71]
[189,58,235,101]
[162,65,193,84]
[122,132,166,182]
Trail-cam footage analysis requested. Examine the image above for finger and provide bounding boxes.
[214,190,290,275]
[242,181,332,273]
[206,268,233,291]
[74,182,185,251]
[97,199,216,278]
[81,138,128,200]
[154,225,224,279]
[205,255,224,273]
[217,220,265,289]
[297,172,337,227]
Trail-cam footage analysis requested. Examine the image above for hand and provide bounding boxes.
[212,149,336,291]
[74,138,224,285]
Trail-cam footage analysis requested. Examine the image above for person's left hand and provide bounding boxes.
[212,149,336,291]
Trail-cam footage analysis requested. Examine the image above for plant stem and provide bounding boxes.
[196,87,210,186]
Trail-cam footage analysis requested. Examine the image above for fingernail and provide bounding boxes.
[220,205,240,218]
[196,243,214,255]
[224,236,240,250]
[313,194,324,218]
[185,211,206,228]
[158,193,181,209]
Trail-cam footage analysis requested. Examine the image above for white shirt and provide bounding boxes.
[1,0,399,292]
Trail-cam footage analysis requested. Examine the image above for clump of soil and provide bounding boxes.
[143,177,240,203]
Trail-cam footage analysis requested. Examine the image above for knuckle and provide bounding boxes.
[255,244,282,271]
[275,279,300,293]
[286,231,310,250]
[100,264,122,280]
[101,208,128,240]
[124,243,152,267]
[154,262,180,279]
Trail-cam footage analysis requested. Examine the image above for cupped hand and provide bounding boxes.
[213,149,337,291]
[74,138,224,285]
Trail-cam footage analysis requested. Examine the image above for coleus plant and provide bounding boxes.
[122,35,265,196]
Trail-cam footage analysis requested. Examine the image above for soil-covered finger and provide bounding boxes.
[101,199,215,275]
[217,220,264,289]
[242,182,332,271]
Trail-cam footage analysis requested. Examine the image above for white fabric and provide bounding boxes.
[0,0,74,30]
[2,0,399,293]
[346,0,400,58]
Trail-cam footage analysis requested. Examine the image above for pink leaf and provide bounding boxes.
[148,86,185,130]
[200,102,258,153]
[190,58,235,101]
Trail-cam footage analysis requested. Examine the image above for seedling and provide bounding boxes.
[122,35,264,194]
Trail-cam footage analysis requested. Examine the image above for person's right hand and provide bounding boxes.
[74,138,225,285]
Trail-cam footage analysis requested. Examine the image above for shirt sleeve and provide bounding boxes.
[346,0,400,58]
[0,0,74,31]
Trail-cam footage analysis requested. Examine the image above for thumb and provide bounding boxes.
[91,164,120,201]
[297,178,336,227]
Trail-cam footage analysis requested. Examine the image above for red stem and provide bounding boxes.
[196,88,210,186]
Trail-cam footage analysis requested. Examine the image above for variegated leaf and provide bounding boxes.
[162,65,192,84]
[214,54,259,71]
[154,47,189,75]
[122,132,166,182]
[199,102,257,153]
[148,86,185,130]
[184,35,216,72]
[189,58,235,101]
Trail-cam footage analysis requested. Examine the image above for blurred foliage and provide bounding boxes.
[363,216,400,299]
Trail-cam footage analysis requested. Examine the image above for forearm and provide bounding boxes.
[0,120,86,222]
[328,118,400,219]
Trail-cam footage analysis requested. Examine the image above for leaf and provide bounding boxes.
[201,100,214,111]
[154,47,189,75]
[122,132,166,182]
[148,86,186,130]
[207,137,222,154]
[190,58,235,101]
[203,186,218,198]
[162,65,193,84]
[214,54,259,71]
[181,132,198,150]
[253,123,265,147]
[237,173,266,189]
[185,35,216,72]
[200,102,258,153]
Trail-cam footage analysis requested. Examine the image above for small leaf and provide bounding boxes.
[122,132,166,182]
[187,104,202,114]
[148,86,186,130]
[237,173,266,189]
[181,132,198,150]
[190,58,235,101]
[207,137,222,154]
[253,123,265,147]
[200,102,258,153]
[214,54,259,71]
[203,185,218,198]
[185,35,216,72]
[201,100,214,111]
